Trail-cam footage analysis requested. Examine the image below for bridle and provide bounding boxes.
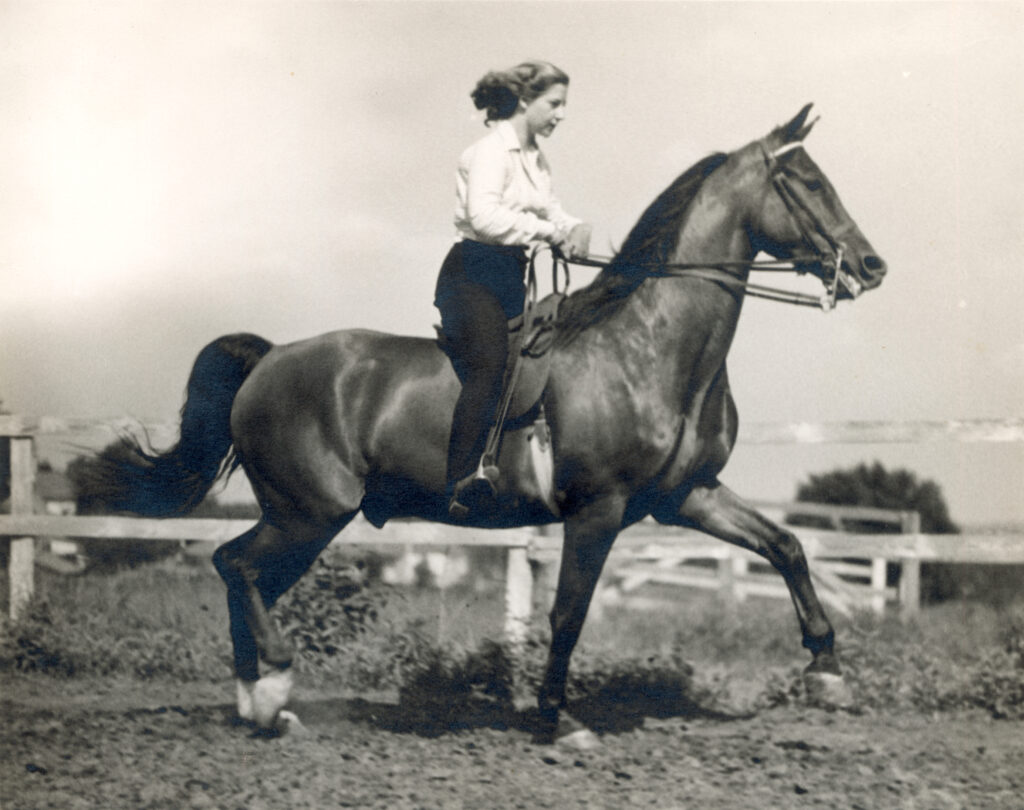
[760,140,863,308]
[546,140,863,312]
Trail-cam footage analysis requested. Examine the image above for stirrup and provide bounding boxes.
[448,464,499,518]
[477,461,500,491]
[448,496,470,519]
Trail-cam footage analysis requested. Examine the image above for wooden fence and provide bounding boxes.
[3,416,1023,636]
[591,502,920,619]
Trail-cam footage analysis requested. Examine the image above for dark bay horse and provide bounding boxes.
[103,104,885,739]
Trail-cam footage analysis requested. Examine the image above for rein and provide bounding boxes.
[564,253,835,310]
[543,139,861,313]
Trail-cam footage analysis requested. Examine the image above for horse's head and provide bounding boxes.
[748,103,886,301]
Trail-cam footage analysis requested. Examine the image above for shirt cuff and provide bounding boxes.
[538,221,561,243]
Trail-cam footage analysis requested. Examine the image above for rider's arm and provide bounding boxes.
[460,136,558,245]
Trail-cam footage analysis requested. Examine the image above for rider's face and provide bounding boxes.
[522,83,568,140]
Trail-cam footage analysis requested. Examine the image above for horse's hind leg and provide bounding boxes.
[655,482,852,706]
[213,515,353,727]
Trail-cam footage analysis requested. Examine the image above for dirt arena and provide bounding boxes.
[2,674,1021,809]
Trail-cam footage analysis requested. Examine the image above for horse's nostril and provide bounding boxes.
[864,255,886,274]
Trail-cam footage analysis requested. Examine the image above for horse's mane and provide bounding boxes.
[556,151,729,343]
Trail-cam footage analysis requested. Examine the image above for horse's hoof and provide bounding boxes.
[552,715,600,750]
[274,710,307,737]
[250,668,294,728]
[236,679,256,723]
[804,671,855,710]
[557,727,601,751]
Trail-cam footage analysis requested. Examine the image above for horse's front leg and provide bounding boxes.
[537,494,626,745]
[655,482,852,707]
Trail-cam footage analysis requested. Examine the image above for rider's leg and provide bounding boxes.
[439,282,510,512]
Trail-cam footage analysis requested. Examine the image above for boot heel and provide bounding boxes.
[447,496,470,519]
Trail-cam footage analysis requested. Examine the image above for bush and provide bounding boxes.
[0,565,229,680]
[275,546,381,656]
[774,604,1024,720]
[0,599,70,674]
[0,596,228,680]
[791,461,978,603]
[273,545,434,689]
[7,551,1024,724]
[937,604,1024,718]
[393,640,517,734]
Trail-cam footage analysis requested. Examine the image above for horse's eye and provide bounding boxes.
[804,179,823,192]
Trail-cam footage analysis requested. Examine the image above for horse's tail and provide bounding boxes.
[81,333,273,517]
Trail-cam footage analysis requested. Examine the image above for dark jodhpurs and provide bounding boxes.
[434,240,527,489]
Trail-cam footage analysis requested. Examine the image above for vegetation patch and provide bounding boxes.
[4,555,1024,722]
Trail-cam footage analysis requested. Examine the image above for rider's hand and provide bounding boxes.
[561,223,591,260]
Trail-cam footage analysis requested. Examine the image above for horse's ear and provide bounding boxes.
[782,103,817,143]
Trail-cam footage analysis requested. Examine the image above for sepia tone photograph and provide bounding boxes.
[2,2,1022,807]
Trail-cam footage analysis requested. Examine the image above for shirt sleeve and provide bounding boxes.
[543,192,582,237]
[463,138,559,245]
[536,150,581,239]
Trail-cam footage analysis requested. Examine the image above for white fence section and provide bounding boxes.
[592,502,920,618]
[3,416,1023,633]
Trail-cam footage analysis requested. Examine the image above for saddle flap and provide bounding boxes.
[502,292,563,422]
[519,292,564,359]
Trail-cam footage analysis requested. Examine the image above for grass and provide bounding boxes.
[3,549,1024,721]
[0,563,230,680]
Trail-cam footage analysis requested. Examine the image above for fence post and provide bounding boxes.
[869,557,887,615]
[530,524,559,615]
[6,434,37,621]
[898,511,922,618]
[504,544,533,645]
[718,552,748,604]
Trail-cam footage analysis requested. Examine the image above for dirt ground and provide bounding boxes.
[2,673,1022,810]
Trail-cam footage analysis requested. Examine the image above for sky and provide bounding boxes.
[1,1,1022,525]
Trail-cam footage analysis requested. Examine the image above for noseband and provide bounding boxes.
[557,140,861,311]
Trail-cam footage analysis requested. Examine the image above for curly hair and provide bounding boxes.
[470,60,570,124]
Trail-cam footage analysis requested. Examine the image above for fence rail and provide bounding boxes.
[4,417,1024,633]
[4,414,1022,442]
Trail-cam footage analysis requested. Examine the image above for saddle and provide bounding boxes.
[434,290,563,424]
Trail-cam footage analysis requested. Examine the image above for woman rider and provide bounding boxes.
[434,60,591,518]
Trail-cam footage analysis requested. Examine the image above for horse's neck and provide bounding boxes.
[630,193,754,349]
[674,198,753,271]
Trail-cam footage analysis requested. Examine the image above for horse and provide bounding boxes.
[99,104,885,742]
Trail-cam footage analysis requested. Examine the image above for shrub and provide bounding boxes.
[272,545,432,688]
[0,596,228,680]
[935,604,1024,718]
[275,546,381,656]
[7,551,1024,724]
[0,565,229,680]
[0,599,71,675]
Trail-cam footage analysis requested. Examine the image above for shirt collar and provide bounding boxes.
[496,120,522,152]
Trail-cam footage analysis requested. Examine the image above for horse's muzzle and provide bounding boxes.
[837,253,886,299]
[859,254,887,286]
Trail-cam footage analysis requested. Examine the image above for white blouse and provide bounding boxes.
[454,121,581,246]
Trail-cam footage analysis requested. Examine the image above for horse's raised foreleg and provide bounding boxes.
[536,495,625,744]
[655,482,851,706]
[212,517,348,727]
